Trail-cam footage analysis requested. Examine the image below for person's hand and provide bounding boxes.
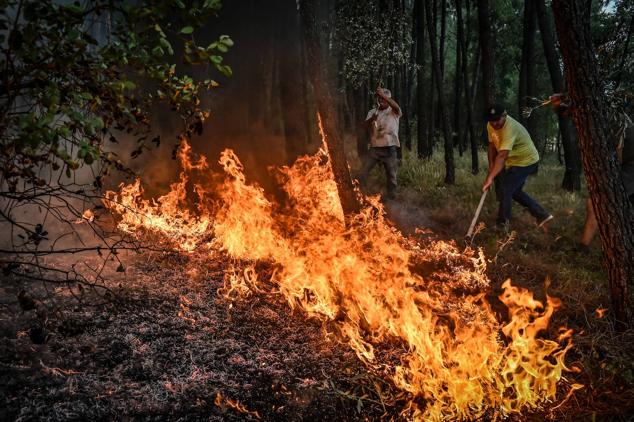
[482,177,493,193]
[375,86,387,99]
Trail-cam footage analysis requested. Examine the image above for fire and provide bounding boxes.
[104,138,579,419]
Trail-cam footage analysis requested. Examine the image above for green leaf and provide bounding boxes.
[209,55,222,65]
[216,43,228,53]
[159,37,173,55]
[152,46,164,57]
[180,26,194,35]
[217,65,232,77]
[219,35,234,47]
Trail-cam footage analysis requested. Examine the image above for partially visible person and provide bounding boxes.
[549,94,634,249]
[358,87,402,200]
[482,104,553,229]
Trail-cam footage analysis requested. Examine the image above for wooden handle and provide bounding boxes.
[466,189,488,238]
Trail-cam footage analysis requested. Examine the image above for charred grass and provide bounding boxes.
[0,252,390,421]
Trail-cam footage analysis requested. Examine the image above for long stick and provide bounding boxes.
[466,188,488,238]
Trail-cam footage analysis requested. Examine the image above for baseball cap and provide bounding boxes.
[486,104,506,121]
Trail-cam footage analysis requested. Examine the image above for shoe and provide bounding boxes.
[537,214,554,228]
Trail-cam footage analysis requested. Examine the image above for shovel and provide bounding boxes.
[465,188,489,241]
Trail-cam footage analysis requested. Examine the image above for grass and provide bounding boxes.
[357,144,634,418]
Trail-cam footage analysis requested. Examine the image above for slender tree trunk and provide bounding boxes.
[476,0,494,108]
[536,0,581,191]
[552,0,634,326]
[456,0,478,174]
[300,0,361,216]
[453,32,464,155]
[518,0,537,139]
[425,0,455,183]
[440,0,447,81]
[415,0,430,158]
[278,0,310,163]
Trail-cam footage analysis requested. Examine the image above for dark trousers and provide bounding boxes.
[495,163,549,224]
[358,146,398,198]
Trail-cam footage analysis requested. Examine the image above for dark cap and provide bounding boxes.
[486,104,506,121]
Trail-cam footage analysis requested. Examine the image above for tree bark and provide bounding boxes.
[518,0,537,139]
[278,0,310,164]
[535,0,581,191]
[300,0,361,216]
[552,0,634,326]
[425,0,455,184]
[456,0,478,173]
[453,28,464,155]
[476,0,494,108]
[415,0,431,159]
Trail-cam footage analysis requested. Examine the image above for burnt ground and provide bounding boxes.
[2,201,634,420]
[0,251,391,421]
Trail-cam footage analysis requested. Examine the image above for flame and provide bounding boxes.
[105,137,580,419]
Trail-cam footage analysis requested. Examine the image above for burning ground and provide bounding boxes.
[2,141,585,420]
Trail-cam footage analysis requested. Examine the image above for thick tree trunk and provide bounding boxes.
[300,0,361,216]
[415,0,431,159]
[536,0,581,191]
[425,0,455,184]
[456,0,478,174]
[553,0,634,326]
[278,0,310,164]
[518,0,537,139]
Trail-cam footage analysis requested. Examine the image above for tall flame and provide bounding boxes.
[104,139,579,419]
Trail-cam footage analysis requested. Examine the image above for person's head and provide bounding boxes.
[486,104,507,130]
[376,88,392,109]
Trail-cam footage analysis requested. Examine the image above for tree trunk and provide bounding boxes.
[300,0,361,216]
[415,0,431,159]
[278,0,310,164]
[439,0,447,81]
[536,0,581,191]
[552,0,634,326]
[425,0,455,184]
[518,0,537,139]
[456,0,478,174]
[476,0,494,108]
[453,30,464,155]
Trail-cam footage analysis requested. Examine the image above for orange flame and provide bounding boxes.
[105,138,580,419]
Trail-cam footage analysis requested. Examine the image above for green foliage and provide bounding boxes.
[0,0,232,194]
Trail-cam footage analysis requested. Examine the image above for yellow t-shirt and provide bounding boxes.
[487,115,539,168]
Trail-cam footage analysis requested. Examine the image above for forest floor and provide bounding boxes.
[2,149,634,421]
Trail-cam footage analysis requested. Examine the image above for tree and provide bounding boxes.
[518,0,537,138]
[424,0,455,184]
[277,0,311,163]
[552,0,634,326]
[300,0,361,216]
[455,0,478,173]
[415,0,431,159]
[476,0,494,108]
[0,0,231,286]
[535,0,581,191]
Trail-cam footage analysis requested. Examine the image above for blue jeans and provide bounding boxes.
[358,146,398,198]
[495,163,549,224]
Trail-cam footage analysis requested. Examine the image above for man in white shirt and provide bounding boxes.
[358,87,402,200]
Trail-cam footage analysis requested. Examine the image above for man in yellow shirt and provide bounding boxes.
[482,104,553,228]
